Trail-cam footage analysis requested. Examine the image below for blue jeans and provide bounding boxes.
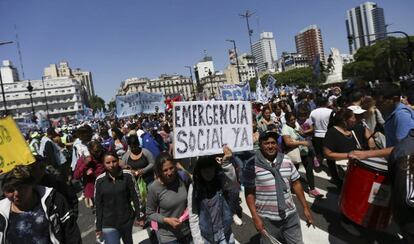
[261,212,303,244]
[162,234,193,244]
[102,225,133,244]
[203,232,235,244]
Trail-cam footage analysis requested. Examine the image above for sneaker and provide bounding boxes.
[78,193,85,201]
[233,214,243,226]
[308,189,324,198]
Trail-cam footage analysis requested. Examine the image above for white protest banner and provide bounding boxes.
[116,92,166,117]
[173,101,253,159]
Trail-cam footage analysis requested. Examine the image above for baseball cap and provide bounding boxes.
[259,130,279,142]
[347,105,366,114]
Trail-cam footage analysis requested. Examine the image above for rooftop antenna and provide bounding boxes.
[203,49,208,58]
[14,24,25,80]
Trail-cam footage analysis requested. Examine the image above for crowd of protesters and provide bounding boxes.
[1,79,413,244]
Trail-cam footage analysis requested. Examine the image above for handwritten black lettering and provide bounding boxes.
[176,130,188,153]
[206,104,213,125]
[211,128,220,149]
[189,130,196,152]
[197,129,205,151]
[174,106,181,128]
[219,105,228,125]
[229,104,236,124]
[240,128,250,147]
[240,104,248,124]
[198,105,206,126]
[232,127,241,148]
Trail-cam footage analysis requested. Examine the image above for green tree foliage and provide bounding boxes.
[88,95,106,111]
[249,67,321,90]
[107,100,116,111]
[343,36,414,82]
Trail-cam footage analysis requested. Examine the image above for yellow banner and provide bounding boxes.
[0,116,35,174]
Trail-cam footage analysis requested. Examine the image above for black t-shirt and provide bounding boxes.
[6,202,51,244]
[323,124,366,153]
[126,154,154,184]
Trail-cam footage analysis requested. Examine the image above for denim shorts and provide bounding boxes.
[261,212,303,244]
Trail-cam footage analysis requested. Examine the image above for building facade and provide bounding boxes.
[252,32,277,73]
[199,72,227,98]
[43,61,95,98]
[295,25,325,64]
[1,77,85,120]
[346,2,387,54]
[118,75,195,100]
[195,56,215,80]
[72,69,95,97]
[0,60,19,84]
[277,52,310,72]
[224,53,257,84]
[119,77,149,95]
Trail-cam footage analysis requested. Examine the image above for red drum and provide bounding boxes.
[339,157,392,230]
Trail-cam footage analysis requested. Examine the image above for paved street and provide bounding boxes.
[77,164,403,244]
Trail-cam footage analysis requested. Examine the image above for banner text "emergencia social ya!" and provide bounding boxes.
[173,101,253,159]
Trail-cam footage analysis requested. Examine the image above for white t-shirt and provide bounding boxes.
[310,107,332,138]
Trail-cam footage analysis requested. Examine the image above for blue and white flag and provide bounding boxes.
[116,92,166,118]
[220,81,251,101]
[266,75,277,100]
[312,54,321,79]
[255,77,266,103]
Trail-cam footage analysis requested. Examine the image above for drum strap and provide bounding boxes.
[351,130,362,149]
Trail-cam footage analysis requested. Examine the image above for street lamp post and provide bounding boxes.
[226,39,242,83]
[26,81,35,121]
[184,65,195,99]
[41,76,50,120]
[239,10,258,79]
[208,69,214,97]
[0,41,14,116]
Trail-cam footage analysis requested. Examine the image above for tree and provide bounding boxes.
[343,36,414,82]
[107,100,116,112]
[88,95,106,111]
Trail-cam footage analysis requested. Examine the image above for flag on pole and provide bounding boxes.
[255,77,266,103]
[266,75,277,100]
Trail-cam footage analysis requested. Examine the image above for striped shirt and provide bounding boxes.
[243,153,300,221]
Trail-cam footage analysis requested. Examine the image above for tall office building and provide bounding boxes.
[295,25,325,64]
[346,2,387,54]
[0,60,19,84]
[43,61,95,98]
[252,32,277,73]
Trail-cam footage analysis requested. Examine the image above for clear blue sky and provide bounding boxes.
[1,0,413,102]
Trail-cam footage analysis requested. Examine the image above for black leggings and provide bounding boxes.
[295,154,315,190]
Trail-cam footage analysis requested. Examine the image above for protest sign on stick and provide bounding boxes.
[173,101,253,159]
[0,116,35,174]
